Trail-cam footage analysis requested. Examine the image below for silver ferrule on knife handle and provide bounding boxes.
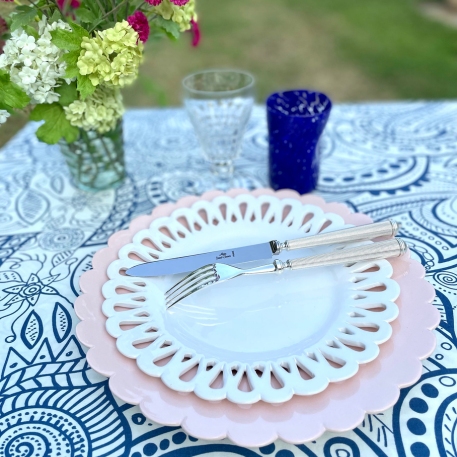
[285,238,408,271]
[270,219,401,255]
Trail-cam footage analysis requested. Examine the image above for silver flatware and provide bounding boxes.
[126,219,401,277]
[165,237,408,309]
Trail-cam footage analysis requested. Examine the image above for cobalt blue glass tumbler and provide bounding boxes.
[267,90,332,194]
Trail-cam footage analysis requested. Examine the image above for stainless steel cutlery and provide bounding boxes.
[126,219,401,277]
[165,237,408,309]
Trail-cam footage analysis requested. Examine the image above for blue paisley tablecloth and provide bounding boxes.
[0,102,456,457]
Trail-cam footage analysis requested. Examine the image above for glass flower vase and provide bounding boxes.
[59,120,125,192]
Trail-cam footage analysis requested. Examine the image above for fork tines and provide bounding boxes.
[165,264,219,309]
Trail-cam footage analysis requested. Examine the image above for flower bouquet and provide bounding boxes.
[0,0,199,191]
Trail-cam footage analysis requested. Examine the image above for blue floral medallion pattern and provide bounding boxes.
[0,103,456,456]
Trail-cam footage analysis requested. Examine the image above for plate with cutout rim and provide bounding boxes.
[75,188,439,446]
[100,192,400,404]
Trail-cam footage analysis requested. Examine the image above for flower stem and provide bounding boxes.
[45,0,64,19]
[99,133,117,169]
[21,0,43,14]
[88,0,129,32]
[111,0,117,21]
[94,0,106,16]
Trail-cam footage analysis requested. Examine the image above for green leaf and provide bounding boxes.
[148,27,166,41]
[65,65,80,79]
[0,74,30,109]
[51,28,83,79]
[87,0,100,15]
[96,19,109,29]
[127,4,136,16]
[56,81,78,106]
[15,6,42,19]
[69,20,90,38]
[49,9,62,24]
[16,5,35,12]
[153,16,180,40]
[24,25,39,40]
[75,8,97,24]
[77,74,96,100]
[50,28,83,51]
[0,102,14,114]
[10,6,38,32]
[60,50,81,79]
[30,103,79,144]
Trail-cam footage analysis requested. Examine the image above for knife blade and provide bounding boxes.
[125,242,275,277]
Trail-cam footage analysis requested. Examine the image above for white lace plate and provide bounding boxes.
[102,195,400,404]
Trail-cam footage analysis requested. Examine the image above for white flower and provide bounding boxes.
[0,110,10,125]
[36,36,53,55]
[16,34,36,50]
[37,17,48,35]
[0,54,8,70]
[32,92,46,104]
[19,66,38,84]
[9,67,20,82]
[0,18,73,105]
[2,40,17,57]
[19,47,36,67]
[45,92,60,103]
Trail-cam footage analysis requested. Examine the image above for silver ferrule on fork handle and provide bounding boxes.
[238,260,293,275]
[270,219,401,255]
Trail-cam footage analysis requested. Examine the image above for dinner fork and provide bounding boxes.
[165,237,408,309]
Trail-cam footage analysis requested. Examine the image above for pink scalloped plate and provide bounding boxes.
[75,189,440,447]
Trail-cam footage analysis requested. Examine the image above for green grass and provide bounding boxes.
[2,0,457,147]
[289,0,457,99]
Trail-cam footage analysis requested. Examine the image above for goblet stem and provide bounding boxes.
[210,160,234,191]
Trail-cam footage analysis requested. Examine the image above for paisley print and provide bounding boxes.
[0,103,456,456]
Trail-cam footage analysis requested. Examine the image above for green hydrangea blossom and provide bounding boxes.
[154,0,197,32]
[64,85,125,133]
[77,21,143,88]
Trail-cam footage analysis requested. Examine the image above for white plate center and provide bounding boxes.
[159,225,347,363]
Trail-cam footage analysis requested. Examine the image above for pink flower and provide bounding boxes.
[0,16,8,54]
[0,0,14,3]
[128,11,150,43]
[145,0,162,5]
[57,0,80,10]
[0,16,7,36]
[190,17,200,47]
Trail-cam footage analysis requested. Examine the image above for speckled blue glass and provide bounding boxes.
[267,90,332,194]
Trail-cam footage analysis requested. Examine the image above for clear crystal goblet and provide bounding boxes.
[183,70,255,191]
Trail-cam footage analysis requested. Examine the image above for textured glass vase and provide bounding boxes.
[59,120,125,192]
[267,90,332,194]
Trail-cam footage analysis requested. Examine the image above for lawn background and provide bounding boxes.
[1,0,457,147]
